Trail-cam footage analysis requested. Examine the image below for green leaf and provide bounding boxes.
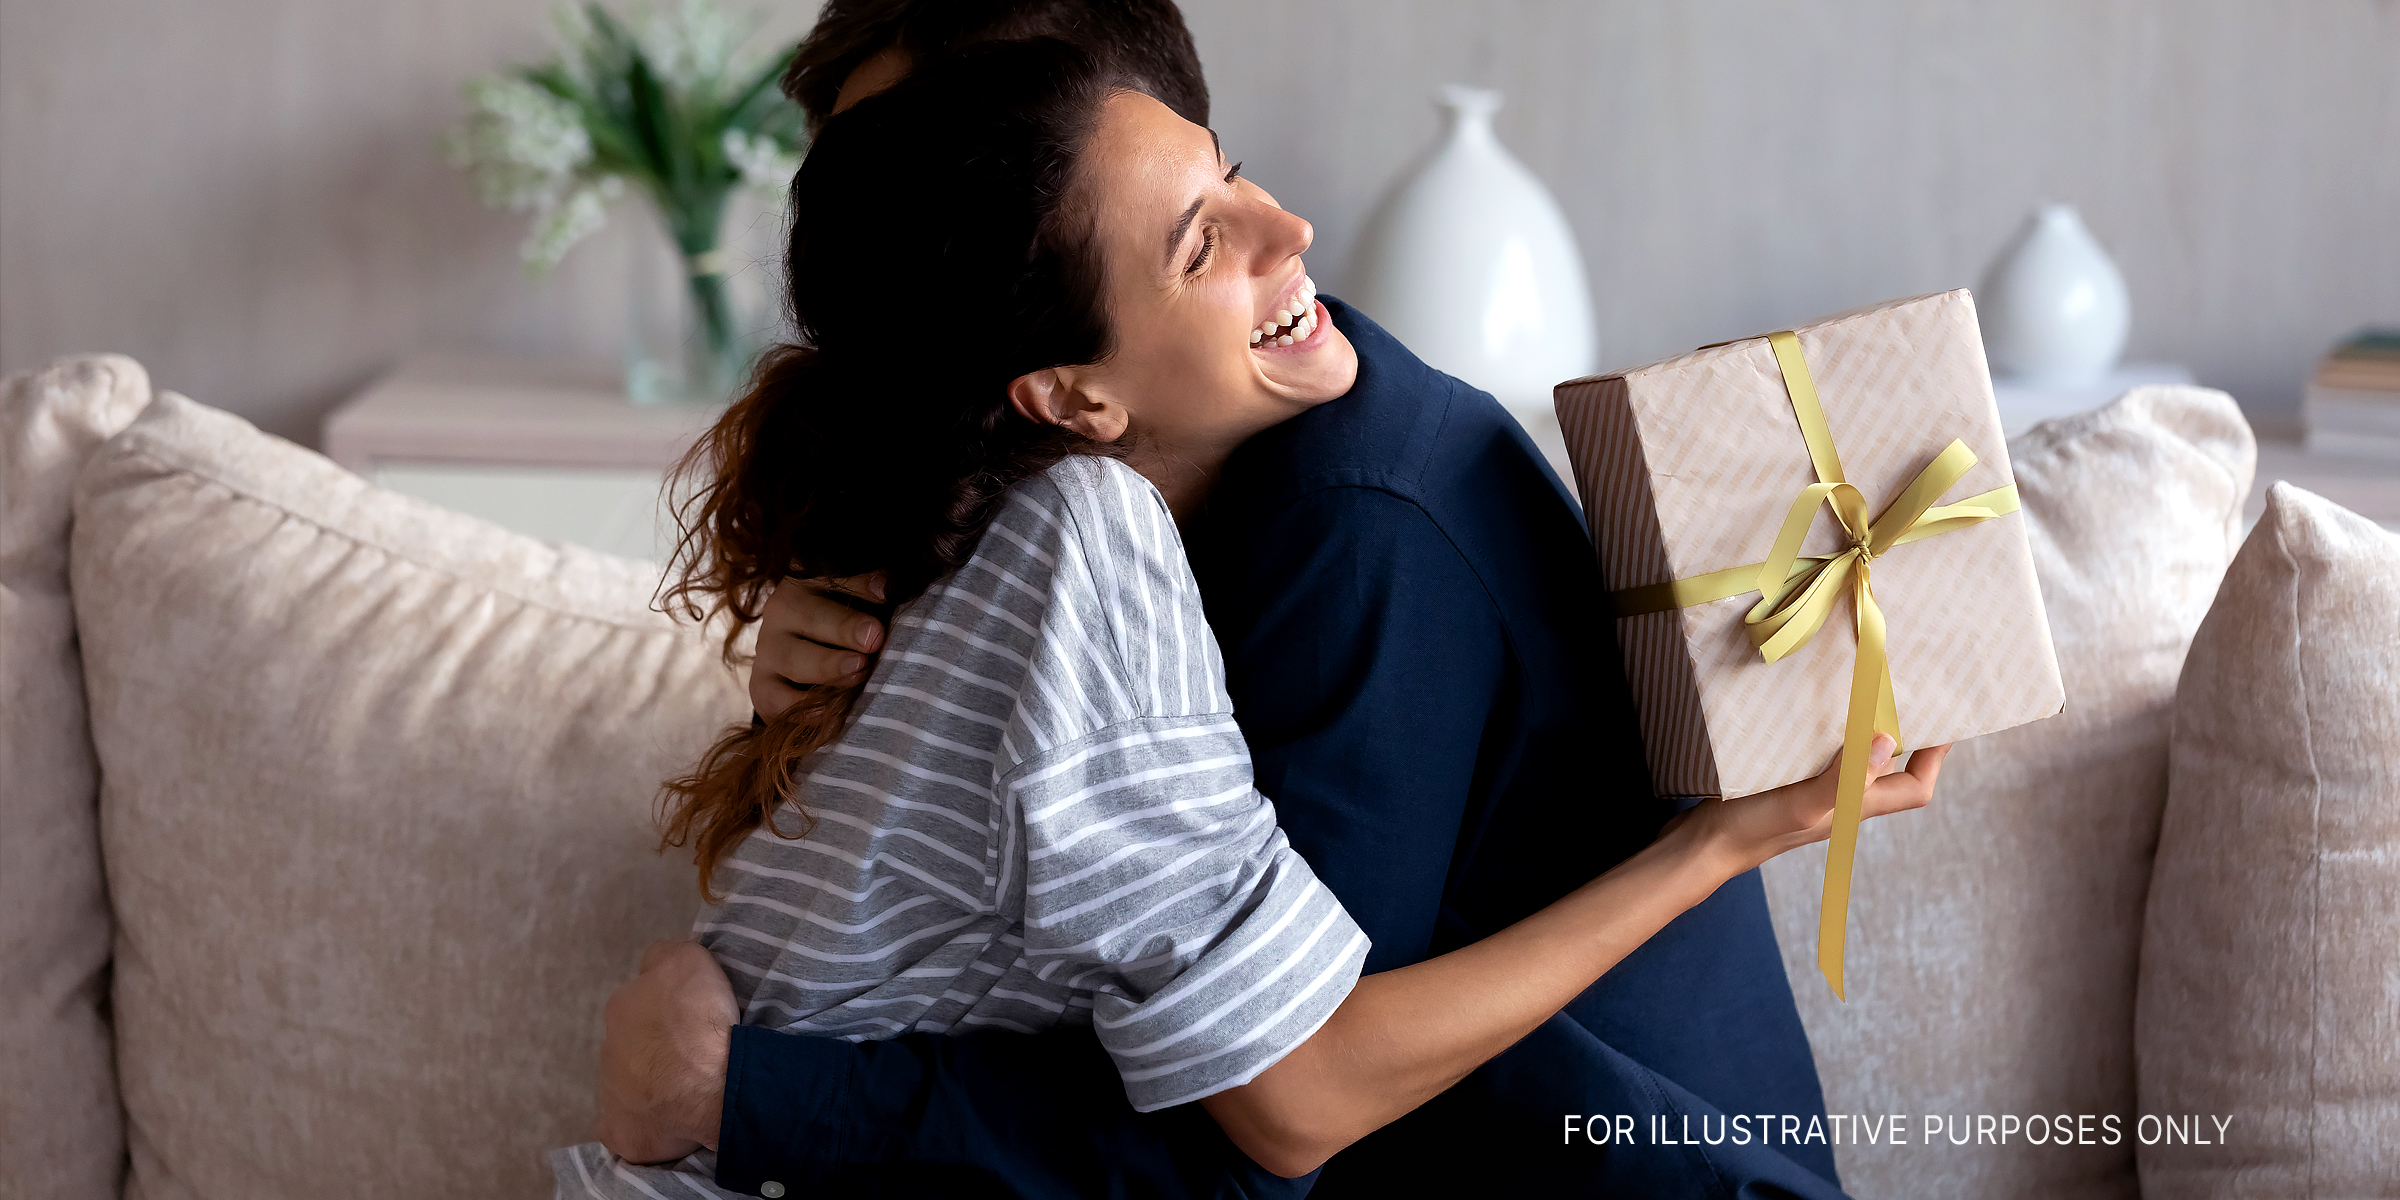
[452,0,800,266]
[580,2,642,65]
[719,46,798,133]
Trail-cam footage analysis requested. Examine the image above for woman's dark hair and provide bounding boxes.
[657,39,1129,902]
[783,0,1207,131]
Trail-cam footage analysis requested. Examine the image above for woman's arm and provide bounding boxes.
[1201,734,1948,1178]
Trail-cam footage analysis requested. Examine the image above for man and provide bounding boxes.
[599,3,1850,1195]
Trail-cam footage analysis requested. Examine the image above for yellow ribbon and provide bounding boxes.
[1612,331,2020,1000]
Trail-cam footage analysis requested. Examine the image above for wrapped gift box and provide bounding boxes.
[1556,290,2064,803]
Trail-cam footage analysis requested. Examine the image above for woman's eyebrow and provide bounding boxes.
[1166,194,1205,265]
[1165,131,1228,267]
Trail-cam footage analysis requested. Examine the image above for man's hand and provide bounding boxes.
[750,573,890,719]
[594,941,739,1164]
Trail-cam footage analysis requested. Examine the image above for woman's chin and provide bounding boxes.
[1253,302,1358,401]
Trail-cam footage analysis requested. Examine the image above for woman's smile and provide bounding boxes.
[1250,274,1321,349]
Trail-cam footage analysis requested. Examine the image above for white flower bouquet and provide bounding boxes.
[447,0,805,401]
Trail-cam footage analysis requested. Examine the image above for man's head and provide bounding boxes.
[782,0,1208,132]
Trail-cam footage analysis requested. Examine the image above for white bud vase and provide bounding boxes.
[1977,203,2130,387]
[1346,86,1596,441]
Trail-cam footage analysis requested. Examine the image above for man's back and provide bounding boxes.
[1190,298,1837,1189]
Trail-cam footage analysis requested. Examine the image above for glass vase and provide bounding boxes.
[624,193,778,406]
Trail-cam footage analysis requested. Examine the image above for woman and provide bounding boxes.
[554,39,1944,1197]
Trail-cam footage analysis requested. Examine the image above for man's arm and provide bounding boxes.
[716,1021,1310,1199]
[597,943,1310,1198]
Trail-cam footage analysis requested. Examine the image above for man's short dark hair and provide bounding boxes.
[783,0,1208,132]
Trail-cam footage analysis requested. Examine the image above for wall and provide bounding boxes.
[1189,0,2400,426]
[5,0,2396,445]
[0,0,806,445]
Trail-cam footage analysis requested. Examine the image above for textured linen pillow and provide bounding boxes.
[70,392,748,1200]
[1760,386,2254,1200]
[2135,483,2400,1197]
[1,355,152,1200]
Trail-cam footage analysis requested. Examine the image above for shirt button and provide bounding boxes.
[760,1184,786,1198]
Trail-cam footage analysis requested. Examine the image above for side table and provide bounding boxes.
[322,355,724,564]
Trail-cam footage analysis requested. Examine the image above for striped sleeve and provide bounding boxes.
[546,1145,738,1198]
[1001,714,1369,1111]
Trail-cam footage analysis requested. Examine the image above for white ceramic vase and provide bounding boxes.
[1977,203,2130,387]
[1346,86,1596,425]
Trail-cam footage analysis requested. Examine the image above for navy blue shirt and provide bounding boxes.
[713,300,1842,1198]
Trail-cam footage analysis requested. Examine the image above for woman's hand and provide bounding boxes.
[1197,734,1948,1177]
[1676,735,1949,879]
[748,573,890,718]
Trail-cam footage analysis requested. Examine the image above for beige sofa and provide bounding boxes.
[5,355,2394,1200]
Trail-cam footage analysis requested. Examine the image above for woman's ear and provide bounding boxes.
[1008,368,1130,442]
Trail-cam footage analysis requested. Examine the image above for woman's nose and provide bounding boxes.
[1254,203,1313,269]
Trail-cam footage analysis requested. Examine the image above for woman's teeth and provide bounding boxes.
[1250,276,1319,347]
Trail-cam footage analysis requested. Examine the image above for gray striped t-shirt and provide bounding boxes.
[553,455,1369,1197]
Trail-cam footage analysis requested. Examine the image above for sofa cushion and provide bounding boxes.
[70,392,747,1200]
[2135,483,2400,1197]
[1760,385,2254,1199]
[2,355,153,1200]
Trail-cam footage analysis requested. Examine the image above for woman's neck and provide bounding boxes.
[1126,440,1233,526]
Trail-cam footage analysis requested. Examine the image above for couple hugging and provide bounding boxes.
[556,3,1947,1197]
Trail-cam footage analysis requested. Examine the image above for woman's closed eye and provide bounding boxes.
[1181,162,1243,276]
[1185,227,1217,275]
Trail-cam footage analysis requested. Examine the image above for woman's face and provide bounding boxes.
[1023,90,1358,504]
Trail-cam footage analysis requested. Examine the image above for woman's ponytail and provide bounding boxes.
[653,347,852,904]
[646,40,1128,902]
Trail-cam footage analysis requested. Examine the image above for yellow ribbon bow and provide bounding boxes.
[1611,331,2020,1000]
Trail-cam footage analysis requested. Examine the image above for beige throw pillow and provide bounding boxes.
[2135,483,2400,1197]
[1761,386,2255,1199]
[70,392,748,1200]
[2,355,153,1200]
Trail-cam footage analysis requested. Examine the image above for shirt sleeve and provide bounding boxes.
[1196,484,1511,974]
[999,713,1369,1111]
[712,1024,1321,1199]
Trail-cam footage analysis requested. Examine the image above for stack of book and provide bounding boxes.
[2306,330,2400,460]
